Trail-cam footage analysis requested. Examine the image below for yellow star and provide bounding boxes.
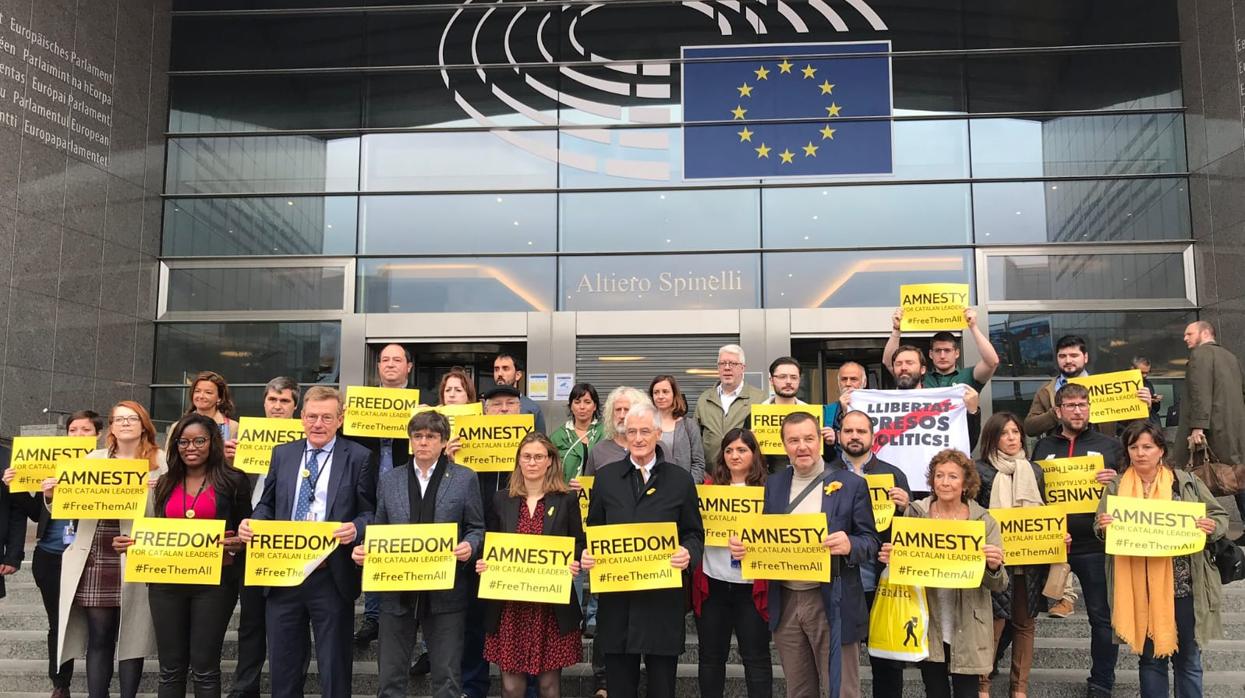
[737,83,753,97]
[826,102,842,117]
[755,143,771,158]
[779,149,795,164]
[777,59,793,74]
[819,80,834,95]
[801,64,817,79]
[803,141,818,157]
[731,105,747,120]
[737,127,753,142]
[820,125,836,140]
[754,65,770,80]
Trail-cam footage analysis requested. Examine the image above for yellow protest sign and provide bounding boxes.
[51,458,148,519]
[1069,370,1149,424]
[1040,455,1105,515]
[899,283,970,331]
[343,386,422,438]
[413,402,484,433]
[244,520,340,587]
[8,436,97,493]
[586,522,680,593]
[866,474,896,532]
[739,513,831,583]
[361,523,458,592]
[697,485,766,546]
[1104,495,1207,558]
[750,404,822,455]
[452,414,535,472]
[125,517,225,585]
[988,506,1067,566]
[576,476,594,527]
[233,417,304,475]
[888,517,986,589]
[479,532,575,604]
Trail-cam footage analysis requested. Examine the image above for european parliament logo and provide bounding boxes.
[683,41,893,179]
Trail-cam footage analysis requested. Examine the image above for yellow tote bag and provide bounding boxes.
[867,568,929,662]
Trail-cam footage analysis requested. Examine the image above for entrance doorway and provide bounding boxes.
[364,341,528,403]
[791,336,936,404]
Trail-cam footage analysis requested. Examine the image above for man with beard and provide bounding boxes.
[748,356,837,471]
[885,344,981,449]
[828,410,911,698]
[883,307,1000,392]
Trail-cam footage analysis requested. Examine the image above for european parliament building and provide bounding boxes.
[1,0,1244,433]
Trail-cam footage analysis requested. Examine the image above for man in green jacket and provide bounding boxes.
[693,344,767,468]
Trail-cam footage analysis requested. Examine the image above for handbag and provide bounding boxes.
[1042,562,1072,601]
[1208,537,1245,584]
[1184,443,1245,497]
[867,568,929,662]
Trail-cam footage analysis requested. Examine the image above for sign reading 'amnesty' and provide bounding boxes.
[988,505,1067,566]
[739,513,831,583]
[244,520,340,587]
[51,458,148,519]
[1069,370,1149,424]
[750,404,823,455]
[343,386,422,438]
[125,517,225,585]
[1104,495,1207,558]
[362,523,458,592]
[865,473,896,532]
[479,532,575,604]
[888,517,986,589]
[1040,455,1105,515]
[899,283,970,331]
[586,522,680,593]
[233,417,304,475]
[697,485,766,546]
[451,414,535,472]
[8,435,97,493]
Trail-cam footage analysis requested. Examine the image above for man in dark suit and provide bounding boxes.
[581,402,704,698]
[352,410,483,698]
[240,386,376,698]
[731,411,877,698]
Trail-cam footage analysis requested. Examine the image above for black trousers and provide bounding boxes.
[229,580,266,698]
[605,653,677,698]
[919,643,978,698]
[33,548,74,689]
[697,577,772,698]
[148,574,239,698]
[865,589,905,698]
[266,568,354,698]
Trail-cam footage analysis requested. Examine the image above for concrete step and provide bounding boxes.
[1,660,1245,698]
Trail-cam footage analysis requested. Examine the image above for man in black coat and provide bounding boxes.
[582,403,704,698]
[0,443,27,600]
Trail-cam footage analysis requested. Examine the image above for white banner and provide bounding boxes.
[850,386,970,488]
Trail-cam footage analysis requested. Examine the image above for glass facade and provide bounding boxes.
[156,0,1196,417]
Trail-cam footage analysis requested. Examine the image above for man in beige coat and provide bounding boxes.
[693,344,767,468]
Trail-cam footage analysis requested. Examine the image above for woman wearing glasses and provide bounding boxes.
[478,433,585,698]
[114,414,250,698]
[47,401,165,698]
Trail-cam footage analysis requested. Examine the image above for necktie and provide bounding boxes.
[294,449,324,521]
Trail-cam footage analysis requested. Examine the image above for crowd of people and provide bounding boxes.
[0,314,1240,698]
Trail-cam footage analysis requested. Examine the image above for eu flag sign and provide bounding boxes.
[683,41,892,179]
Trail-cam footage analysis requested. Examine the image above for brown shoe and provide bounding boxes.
[51,688,70,698]
[1048,599,1075,618]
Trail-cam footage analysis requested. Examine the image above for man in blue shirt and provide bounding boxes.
[493,353,546,434]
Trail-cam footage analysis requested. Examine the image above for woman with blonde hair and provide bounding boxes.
[478,432,584,697]
[46,401,166,698]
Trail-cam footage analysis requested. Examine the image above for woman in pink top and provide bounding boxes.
[114,413,250,698]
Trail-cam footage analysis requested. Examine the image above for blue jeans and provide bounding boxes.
[1068,551,1118,693]
[364,591,380,620]
[1138,595,1202,698]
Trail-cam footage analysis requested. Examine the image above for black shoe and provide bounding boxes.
[409,652,431,676]
[354,616,379,645]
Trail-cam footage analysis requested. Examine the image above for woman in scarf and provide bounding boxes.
[1095,421,1227,698]
[974,413,1056,698]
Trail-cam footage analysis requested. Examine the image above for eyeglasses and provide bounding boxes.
[1059,402,1090,412]
[625,428,658,438]
[519,453,549,463]
[717,361,743,369]
[111,416,141,425]
[302,414,340,424]
[771,373,799,381]
[175,437,209,449]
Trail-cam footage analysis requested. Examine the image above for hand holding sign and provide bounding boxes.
[899,283,970,331]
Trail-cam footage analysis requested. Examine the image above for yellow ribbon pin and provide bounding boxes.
[547,506,555,516]
[824,481,843,495]
[645,488,656,496]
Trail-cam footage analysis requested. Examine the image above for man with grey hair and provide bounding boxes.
[1174,320,1245,522]
[582,403,704,698]
[583,386,653,476]
[694,344,767,468]
[225,377,302,698]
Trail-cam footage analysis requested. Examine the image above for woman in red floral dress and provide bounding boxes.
[478,433,586,698]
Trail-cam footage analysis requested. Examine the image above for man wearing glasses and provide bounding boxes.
[693,344,767,469]
[1032,383,1125,698]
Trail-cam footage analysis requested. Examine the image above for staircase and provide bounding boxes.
[2,562,1245,696]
